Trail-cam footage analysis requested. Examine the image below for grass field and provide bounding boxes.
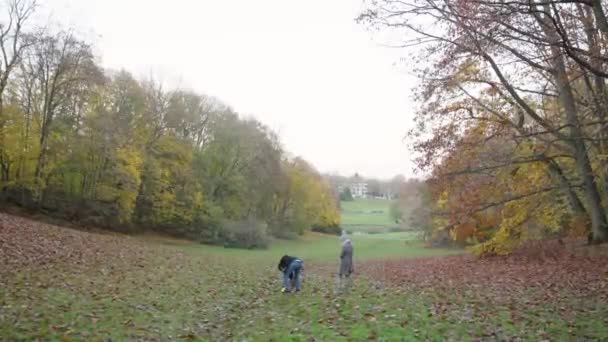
[340,198,400,233]
[2,213,608,340]
[180,231,457,261]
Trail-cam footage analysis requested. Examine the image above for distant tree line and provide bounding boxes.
[0,0,340,248]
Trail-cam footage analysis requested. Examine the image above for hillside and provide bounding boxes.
[2,212,608,340]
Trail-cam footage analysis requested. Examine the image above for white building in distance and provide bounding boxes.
[336,173,369,199]
[350,182,368,198]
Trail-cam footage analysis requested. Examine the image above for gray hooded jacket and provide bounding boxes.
[339,239,353,277]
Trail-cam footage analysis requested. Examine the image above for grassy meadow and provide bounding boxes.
[0,214,461,341]
[2,213,607,341]
[339,198,400,234]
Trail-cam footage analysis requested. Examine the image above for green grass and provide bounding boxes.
[341,198,392,212]
[0,232,461,341]
[355,231,421,241]
[179,232,460,262]
[340,198,399,233]
[2,229,606,341]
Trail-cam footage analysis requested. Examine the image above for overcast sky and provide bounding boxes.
[36,0,419,180]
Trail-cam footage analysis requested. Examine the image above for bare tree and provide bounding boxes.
[0,0,36,181]
[19,30,102,186]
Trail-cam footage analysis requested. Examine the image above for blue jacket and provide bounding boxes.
[278,255,302,273]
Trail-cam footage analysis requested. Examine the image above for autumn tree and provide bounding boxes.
[0,4,339,247]
[359,0,608,252]
[0,0,36,182]
[271,157,339,237]
[26,32,101,192]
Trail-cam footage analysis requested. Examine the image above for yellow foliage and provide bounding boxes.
[116,147,143,223]
[274,158,340,234]
[1,105,41,184]
[437,190,449,209]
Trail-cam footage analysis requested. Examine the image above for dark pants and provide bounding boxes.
[282,259,302,291]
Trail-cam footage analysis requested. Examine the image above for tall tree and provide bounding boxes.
[359,0,608,249]
[0,0,35,181]
[20,31,101,189]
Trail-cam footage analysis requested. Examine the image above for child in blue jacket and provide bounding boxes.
[278,255,303,293]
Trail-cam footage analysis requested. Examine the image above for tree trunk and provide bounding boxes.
[545,160,588,218]
[0,98,6,184]
[578,4,608,206]
[541,17,608,242]
[591,0,608,34]
[34,106,53,181]
[0,158,9,183]
[557,78,608,243]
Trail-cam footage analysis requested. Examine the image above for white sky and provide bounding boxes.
[35,0,419,179]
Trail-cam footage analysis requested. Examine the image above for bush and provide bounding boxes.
[188,204,224,243]
[339,188,354,201]
[389,226,406,233]
[389,200,403,223]
[272,230,300,240]
[312,224,341,235]
[0,184,38,209]
[220,219,269,249]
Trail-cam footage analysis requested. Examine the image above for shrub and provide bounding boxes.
[389,226,406,233]
[0,184,38,209]
[188,204,224,243]
[312,224,341,235]
[272,230,300,240]
[339,188,354,201]
[220,219,269,249]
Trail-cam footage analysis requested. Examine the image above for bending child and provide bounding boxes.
[278,255,303,293]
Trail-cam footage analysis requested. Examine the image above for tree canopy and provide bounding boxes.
[360,0,608,254]
[0,0,339,247]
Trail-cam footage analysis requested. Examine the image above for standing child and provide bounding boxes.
[337,239,354,292]
[278,255,303,293]
[339,239,354,278]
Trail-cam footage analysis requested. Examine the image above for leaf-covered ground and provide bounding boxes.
[1,212,608,340]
